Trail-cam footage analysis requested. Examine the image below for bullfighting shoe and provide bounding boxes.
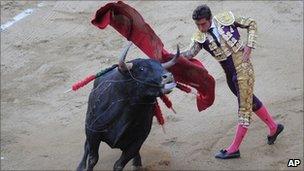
[215,149,240,159]
[267,123,284,145]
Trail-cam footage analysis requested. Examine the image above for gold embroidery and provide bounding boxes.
[213,48,223,56]
[234,16,258,48]
[231,51,255,126]
[218,27,225,35]
[223,46,232,56]
[191,30,206,43]
[227,37,238,47]
[222,32,233,41]
[232,41,244,52]
[208,42,218,51]
[216,54,227,61]
[214,11,235,26]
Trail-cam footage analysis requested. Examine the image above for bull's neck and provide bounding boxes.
[113,70,157,103]
[113,70,143,97]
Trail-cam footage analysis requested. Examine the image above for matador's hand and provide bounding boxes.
[242,46,252,62]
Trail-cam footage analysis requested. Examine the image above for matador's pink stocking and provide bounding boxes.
[226,124,248,154]
[254,105,277,136]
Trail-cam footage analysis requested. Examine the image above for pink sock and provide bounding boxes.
[226,124,248,154]
[254,105,277,136]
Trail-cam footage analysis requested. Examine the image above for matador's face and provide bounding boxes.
[195,18,212,33]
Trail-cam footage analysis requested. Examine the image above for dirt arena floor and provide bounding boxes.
[1,1,303,170]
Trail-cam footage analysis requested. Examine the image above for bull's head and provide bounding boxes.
[118,42,180,97]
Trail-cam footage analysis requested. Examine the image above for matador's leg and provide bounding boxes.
[216,54,252,158]
[220,58,262,112]
[229,52,283,144]
[231,51,255,127]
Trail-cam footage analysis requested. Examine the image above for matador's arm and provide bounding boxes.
[234,16,257,49]
[180,40,202,59]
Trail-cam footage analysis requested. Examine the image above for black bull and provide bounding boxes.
[77,43,180,171]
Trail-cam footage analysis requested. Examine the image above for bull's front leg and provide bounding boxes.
[77,140,89,171]
[86,136,102,171]
[113,140,144,171]
[132,152,142,170]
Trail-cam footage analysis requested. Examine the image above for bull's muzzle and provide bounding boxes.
[161,72,176,94]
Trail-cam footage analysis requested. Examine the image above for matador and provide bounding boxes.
[180,5,284,159]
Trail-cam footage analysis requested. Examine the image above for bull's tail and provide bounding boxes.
[77,139,89,171]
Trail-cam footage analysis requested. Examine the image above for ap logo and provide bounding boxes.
[287,159,301,167]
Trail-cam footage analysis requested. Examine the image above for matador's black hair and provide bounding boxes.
[192,4,212,20]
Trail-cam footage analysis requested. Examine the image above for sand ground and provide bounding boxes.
[1,1,303,170]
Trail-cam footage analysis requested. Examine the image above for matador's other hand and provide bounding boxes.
[242,46,252,62]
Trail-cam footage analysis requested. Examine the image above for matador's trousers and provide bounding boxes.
[219,51,263,127]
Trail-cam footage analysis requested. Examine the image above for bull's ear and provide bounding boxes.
[118,62,133,72]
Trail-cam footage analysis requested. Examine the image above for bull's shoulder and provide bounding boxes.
[93,76,102,88]
[93,69,118,88]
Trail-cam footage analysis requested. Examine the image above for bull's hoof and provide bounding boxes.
[132,165,145,171]
[113,166,123,171]
[76,167,85,171]
[76,163,86,171]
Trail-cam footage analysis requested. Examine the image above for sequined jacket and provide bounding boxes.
[183,11,257,61]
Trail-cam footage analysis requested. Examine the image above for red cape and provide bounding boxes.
[91,1,215,111]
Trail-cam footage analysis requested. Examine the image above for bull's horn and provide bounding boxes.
[119,42,133,71]
[162,44,180,69]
